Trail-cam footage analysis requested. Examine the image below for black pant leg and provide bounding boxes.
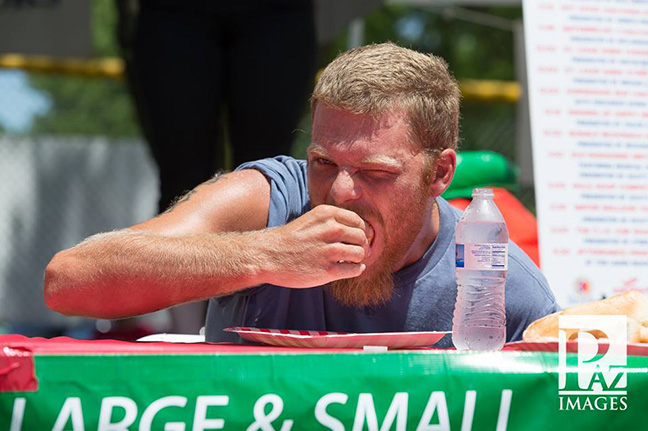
[225,1,317,166]
[132,3,225,213]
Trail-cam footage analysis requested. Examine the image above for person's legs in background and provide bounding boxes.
[133,2,225,213]
[226,0,317,164]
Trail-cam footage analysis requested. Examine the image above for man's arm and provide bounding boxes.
[44,169,369,319]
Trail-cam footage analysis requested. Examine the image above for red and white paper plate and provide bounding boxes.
[224,327,449,349]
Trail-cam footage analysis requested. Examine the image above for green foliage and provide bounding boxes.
[322,5,522,80]
[29,0,140,137]
[29,75,140,137]
[92,0,121,57]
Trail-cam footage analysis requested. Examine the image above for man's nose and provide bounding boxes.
[329,170,360,203]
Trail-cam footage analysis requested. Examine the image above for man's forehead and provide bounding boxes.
[312,107,406,138]
[309,105,419,161]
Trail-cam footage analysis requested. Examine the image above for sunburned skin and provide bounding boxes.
[338,217,374,264]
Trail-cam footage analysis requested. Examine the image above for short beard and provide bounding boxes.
[317,155,437,309]
[328,269,394,308]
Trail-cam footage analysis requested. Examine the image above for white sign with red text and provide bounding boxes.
[523,0,648,306]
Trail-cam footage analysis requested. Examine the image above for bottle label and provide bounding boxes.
[456,243,508,270]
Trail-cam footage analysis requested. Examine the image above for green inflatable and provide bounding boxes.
[442,151,519,200]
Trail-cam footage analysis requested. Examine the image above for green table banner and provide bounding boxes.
[1,342,647,431]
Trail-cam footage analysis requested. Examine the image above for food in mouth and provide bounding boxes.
[364,220,375,247]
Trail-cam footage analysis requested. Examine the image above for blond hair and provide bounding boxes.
[312,42,460,154]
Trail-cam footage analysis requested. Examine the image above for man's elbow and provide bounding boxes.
[43,252,82,316]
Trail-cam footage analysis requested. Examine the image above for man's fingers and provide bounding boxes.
[317,204,367,230]
[333,225,369,247]
[334,211,366,231]
[330,244,366,263]
[330,262,366,279]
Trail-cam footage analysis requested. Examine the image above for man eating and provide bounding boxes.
[44,43,558,346]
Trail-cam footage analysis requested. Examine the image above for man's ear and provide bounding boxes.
[428,149,456,197]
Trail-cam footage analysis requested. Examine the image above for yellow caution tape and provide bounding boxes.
[0,54,124,80]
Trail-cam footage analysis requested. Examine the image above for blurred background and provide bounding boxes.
[0,0,533,339]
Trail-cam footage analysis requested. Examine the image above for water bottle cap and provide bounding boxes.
[472,188,494,198]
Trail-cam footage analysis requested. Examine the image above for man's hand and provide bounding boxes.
[257,205,371,288]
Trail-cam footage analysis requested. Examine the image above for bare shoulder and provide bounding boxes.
[131,169,271,235]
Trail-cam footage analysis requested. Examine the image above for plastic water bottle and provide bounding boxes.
[452,188,508,351]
